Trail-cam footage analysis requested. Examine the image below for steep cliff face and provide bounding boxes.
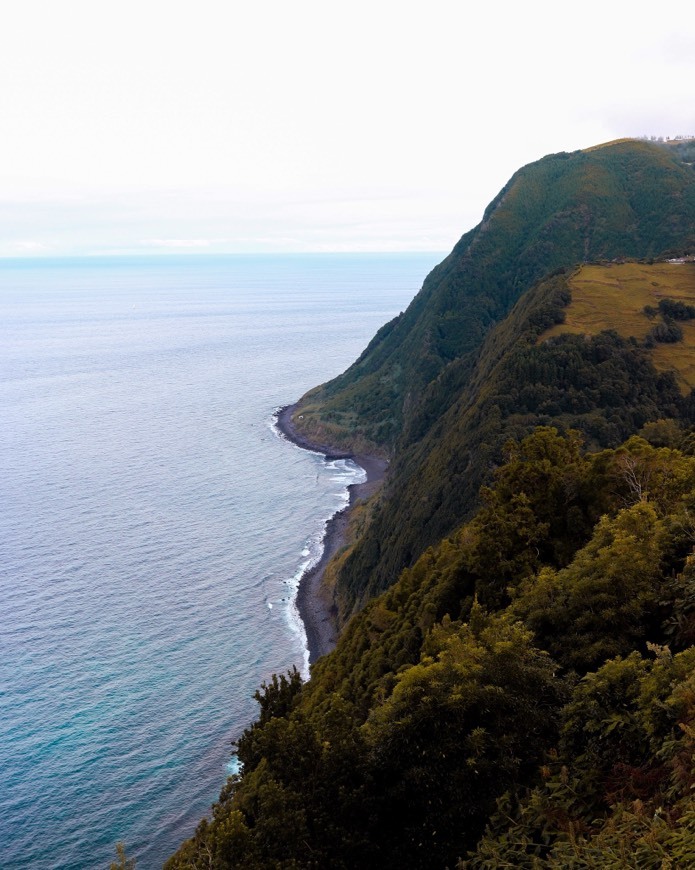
[293,139,695,617]
[294,140,695,453]
[166,139,695,870]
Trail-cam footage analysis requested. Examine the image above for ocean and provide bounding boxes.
[0,252,442,869]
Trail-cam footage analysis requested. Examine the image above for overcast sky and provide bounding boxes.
[1,0,694,257]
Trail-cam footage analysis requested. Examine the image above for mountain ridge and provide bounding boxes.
[294,140,695,456]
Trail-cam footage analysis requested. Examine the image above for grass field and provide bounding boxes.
[543,261,695,391]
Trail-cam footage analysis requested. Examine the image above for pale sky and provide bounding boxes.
[1,0,694,257]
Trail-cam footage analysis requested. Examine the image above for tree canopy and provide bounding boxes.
[167,430,695,869]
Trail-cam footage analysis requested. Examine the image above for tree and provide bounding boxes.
[513,502,666,672]
[110,842,135,870]
[362,606,565,867]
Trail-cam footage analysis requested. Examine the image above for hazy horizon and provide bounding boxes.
[1,0,694,258]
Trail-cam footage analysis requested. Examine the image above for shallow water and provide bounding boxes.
[0,252,442,869]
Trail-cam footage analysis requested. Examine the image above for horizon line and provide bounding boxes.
[0,249,448,262]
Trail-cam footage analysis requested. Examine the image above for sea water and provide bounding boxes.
[0,253,442,869]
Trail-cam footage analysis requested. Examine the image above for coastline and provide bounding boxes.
[275,404,387,663]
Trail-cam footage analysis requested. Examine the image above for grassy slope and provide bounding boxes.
[545,261,695,390]
[332,267,694,615]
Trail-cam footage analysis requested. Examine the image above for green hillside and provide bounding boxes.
[165,139,695,868]
[293,139,695,456]
[167,430,695,869]
[295,140,695,619]
[545,261,695,391]
[333,268,695,616]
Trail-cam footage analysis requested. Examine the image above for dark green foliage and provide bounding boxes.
[361,608,566,867]
[294,139,695,620]
[463,646,695,868]
[167,432,695,869]
[466,428,593,594]
[299,140,695,451]
[252,668,302,724]
[234,668,303,770]
[663,554,695,650]
[335,275,688,618]
[647,316,684,344]
[639,417,685,447]
[643,298,695,348]
[511,502,666,673]
[167,141,695,866]
[658,297,695,320]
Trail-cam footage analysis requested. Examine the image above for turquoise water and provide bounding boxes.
[0,253,442,869]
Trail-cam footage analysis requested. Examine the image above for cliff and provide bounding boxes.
[166,139,695,869]
[293,139,695,619]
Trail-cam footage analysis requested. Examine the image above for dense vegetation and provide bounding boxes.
[332,270,695,617]
[165,139,695,867]
[295,139,695,454]
[167,429,695,868]
[293,141,695,620]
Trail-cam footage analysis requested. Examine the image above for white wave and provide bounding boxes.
[226,754,242,776]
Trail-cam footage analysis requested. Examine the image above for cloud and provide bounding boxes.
[141,238,219,248]
[2,0,695,255]
[13,240,46,250]
[0,239,49,255]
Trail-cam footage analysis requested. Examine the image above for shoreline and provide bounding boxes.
[275,404,387,663]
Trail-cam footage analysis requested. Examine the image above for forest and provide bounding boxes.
[293,139,695,622]
[166,139,695,867]
[167,428,695,868]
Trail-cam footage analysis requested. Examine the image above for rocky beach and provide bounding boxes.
[275,404,387,662]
